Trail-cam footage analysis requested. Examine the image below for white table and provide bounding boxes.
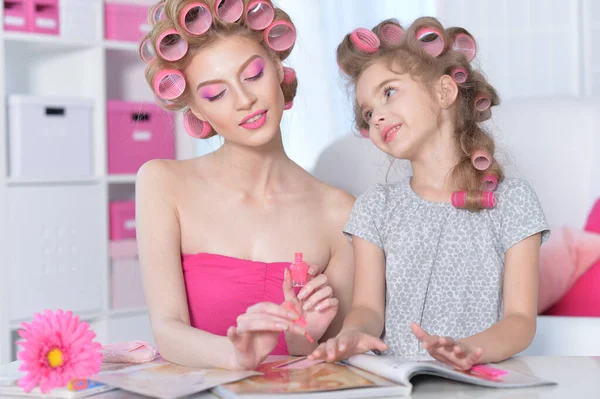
[4,356,600,398]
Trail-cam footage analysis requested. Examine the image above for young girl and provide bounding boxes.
[136,0,354,370]
[308,17,550,370]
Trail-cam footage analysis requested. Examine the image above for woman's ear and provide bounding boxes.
[437,75,459,108]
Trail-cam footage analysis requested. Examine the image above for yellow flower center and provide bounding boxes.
[47,348,63,368]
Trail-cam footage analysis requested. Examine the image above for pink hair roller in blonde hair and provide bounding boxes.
[282,67,296,84]
[153,69,186,100]
[416,27,444,57]
[180,2,212,35]
[151,1,166,24]
[475,95,491,112]
[350,28,380,54]
[140,38,156,64]
[471,150,491,170]
[452,191,497,209]
[453,33,477,62]
[184,110,212,138]
[283,101,293,110]
[481,174,498,192]
[156,29,188,61]
[246,0,275,30]
[451,66,468,83]
[264,20,296,52]
[215,0,244,23]
[360,128,369,138]
[380,23,404,46]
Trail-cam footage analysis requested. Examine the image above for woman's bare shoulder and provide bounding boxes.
[136,156,211,195]
[303,172,356,224]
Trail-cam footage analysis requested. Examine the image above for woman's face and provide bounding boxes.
[185,35,285,146]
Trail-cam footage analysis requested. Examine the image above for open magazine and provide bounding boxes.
[344,353,557,393]
[89,359,259,399]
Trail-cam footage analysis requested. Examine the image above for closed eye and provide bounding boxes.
[207,90,226,102]
[245,70,264,81]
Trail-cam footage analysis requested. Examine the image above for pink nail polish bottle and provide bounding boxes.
[289,252,309,287]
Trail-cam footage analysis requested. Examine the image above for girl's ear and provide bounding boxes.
[438,74,459,108]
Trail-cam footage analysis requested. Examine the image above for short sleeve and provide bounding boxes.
[343,184,387,248]
[495,178,551,253]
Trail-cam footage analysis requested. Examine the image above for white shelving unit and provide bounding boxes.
[0,1,196,363]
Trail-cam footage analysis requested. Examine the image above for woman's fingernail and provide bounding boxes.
[297,290,306,299]
[276,323,289,330]
[315,304,323,311]
[288,312,298,320]
[303,301,312,310]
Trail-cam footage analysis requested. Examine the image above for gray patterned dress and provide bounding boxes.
[344,176,550,356]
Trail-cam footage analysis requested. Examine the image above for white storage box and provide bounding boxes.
[59,0,101,41]
[7,184,105,321]
[8,95,94,179]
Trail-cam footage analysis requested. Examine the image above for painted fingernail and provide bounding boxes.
[315,304,323,311]
[288,312,299,320]
[276,323,289,330]
[303,301,312,310]
[297,289,307,299]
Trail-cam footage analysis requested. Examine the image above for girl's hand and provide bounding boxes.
[283,268,338,341]
[227,302,307,370]
[410,322,483,371]
[306,329,388,362]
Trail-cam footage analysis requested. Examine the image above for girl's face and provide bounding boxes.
[185,35,285,147]
[355,61,444,160]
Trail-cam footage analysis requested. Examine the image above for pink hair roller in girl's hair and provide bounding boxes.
[246,0,275,30]
[451,67,468,84]
[481,174,498,192]
[215,0,244,23]
[283,101,293,110]
[471,150,491,171]
[180,2,212,35]
[475,95,491,112]
[350,28,380,54]
[151,1,166,24]
[453,33,477,62]
[360,128,369,138]
[416,27,444,57]
[282,67,296,84]
[156,29,188,62]
[380,23,404,46]
[184,110,212,138]
[140,38,156,64]
[481,191,497,208]
[452,191,497,209]
[452,191,468,208]
[153,69,186,100]
[264,20,296,52]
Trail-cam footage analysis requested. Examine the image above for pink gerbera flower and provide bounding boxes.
[16,309,102,394]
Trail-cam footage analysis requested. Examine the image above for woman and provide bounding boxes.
[136,0,354,370]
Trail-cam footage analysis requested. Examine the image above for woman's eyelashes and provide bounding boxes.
[200,85,227,102]
[199,60,265,102]
[242,58,265,81]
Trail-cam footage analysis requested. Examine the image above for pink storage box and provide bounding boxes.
[107,100,175,175]
[3,0,29,32]
[104,2,151,42]
[110,201,136,240]
[112,258,145,309]
[31,0,59,35]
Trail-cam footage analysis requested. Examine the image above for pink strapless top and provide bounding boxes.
[181,252,289,355]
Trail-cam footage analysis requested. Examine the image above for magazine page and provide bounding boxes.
[212,356,409,399]
[91,359,259,399]
[345,354,557,389]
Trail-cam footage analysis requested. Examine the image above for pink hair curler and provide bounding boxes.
[283,101,293,110]
[350,28,380,54]
[246,0,274,31]
[481,174,498,192]
[139,38,156,64]
[154,93,175,107]
[471,150,491,170]
[153,69,186,100]
[475,95,491,112]
[416,27,444,57]
[151,1,166,24]
[481,191,497,208]
[452,191,468,208]
[380,23,404,46]
[452,191,497,209]
[180,2,212,35]
[451,66,468,84]
[282,67,296,84]
[359,128,370,138]
[215,0,243,23]
[156,29,188,61]
[183,110,212,138]
[264,20,296,52]
[453,33,477,62]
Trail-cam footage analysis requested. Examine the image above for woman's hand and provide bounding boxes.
[227,302,307,369]
[307,329,388,362]
[410,322,483,371]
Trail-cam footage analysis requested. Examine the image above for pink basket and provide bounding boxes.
[111,258,146,309]
[109,200,136,240]
[30,0,59,35]
[3,0,30,32]
[105,2,150,42]
[107,100,175,175]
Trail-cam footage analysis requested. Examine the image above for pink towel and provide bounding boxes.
[101,341,158,363]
